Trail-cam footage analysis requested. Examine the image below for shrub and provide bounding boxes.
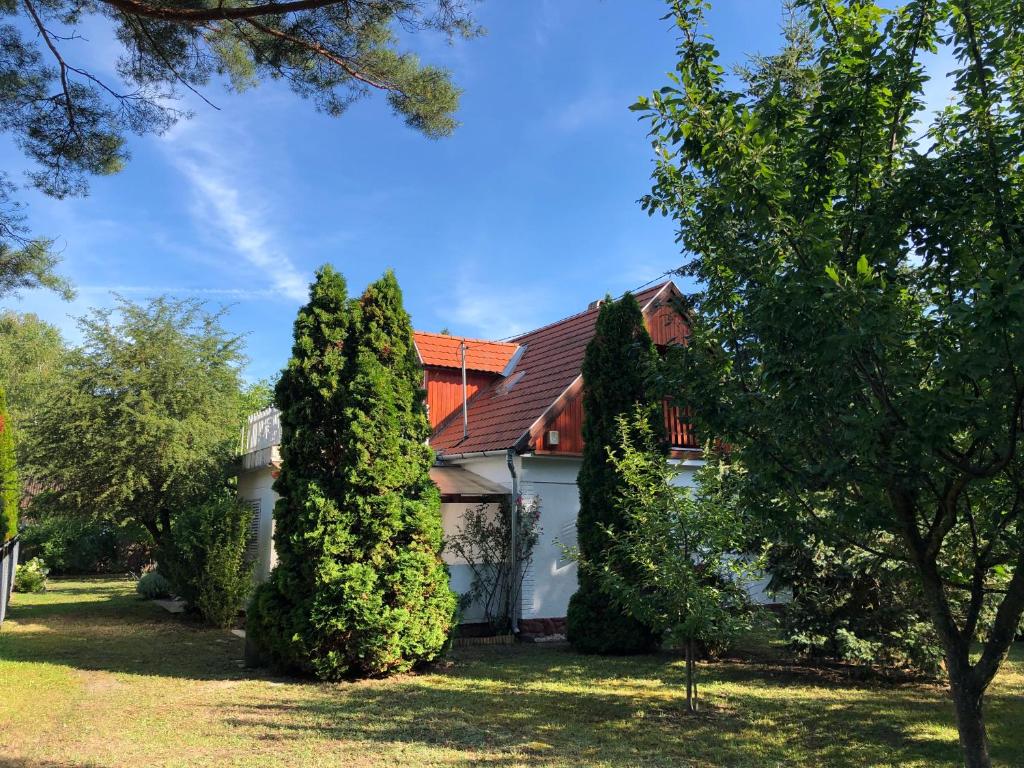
[13,557,48,593]
[20,509,152,575]
[136,570,173,599]
[445,496,541,634]
[769,537,945,676]
[163,490,253,628]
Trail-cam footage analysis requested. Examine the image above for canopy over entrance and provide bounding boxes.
[429,465,509,503]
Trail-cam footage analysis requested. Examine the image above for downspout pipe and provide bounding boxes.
[506,448,519,634]
[460,341,469,441]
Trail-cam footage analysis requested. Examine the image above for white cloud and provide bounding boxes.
[548,88,623,134]
[175,160,309,302]
[445,276,546,340]
[162,118,310,303]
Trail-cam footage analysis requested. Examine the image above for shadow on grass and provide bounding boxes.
[4,579,1022,767]
[215,645,1022,768]
[1,578,246,682]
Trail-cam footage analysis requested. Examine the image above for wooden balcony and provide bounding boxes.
[663,400,699,450]
[239,407,282,472]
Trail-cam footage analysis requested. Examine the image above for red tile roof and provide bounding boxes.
[414,331,520,375]
[430,281,679,455]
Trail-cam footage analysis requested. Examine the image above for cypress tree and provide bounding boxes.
[0,384,17,542]
[249,266,455,679]
[567,293,662,654]
[328,270,455,676]
[248,265,355,675]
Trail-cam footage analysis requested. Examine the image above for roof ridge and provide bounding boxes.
[414,329,518,346]
[507,280,674,342]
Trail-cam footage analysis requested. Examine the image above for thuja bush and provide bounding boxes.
[249,267,455,679]
[567,294,663,655]
[163,490,253,628]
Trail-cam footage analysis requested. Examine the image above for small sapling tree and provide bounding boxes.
[582,408,755,711]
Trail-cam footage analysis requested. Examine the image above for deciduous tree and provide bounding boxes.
[639,2,1024,764]
[0,311,67,436]
[27,297,246,548]
[580,409,754,711]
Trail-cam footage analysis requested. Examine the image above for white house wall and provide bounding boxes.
[440,501,502,624]
[237,466,278,583]
[449,454,706,622]
[517,455,583,620]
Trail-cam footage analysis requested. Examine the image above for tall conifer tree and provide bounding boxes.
[0,385,18,542]
[250,267,455,679]
[248,265,353,675]
[567,294,662,654]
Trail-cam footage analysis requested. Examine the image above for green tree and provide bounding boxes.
[0,385,18,541]
[0,239,74,302]
[250,267,455,679]
[248,265,354,675]
[580,409,754,711]
[164,490,254,628]
[768,533,946,675]
[27,297,246,548]
[0,1,479,285]
[239,377,277,419]
[638,2,1024,764]
[0,312,67,436]
[567,293,662,654]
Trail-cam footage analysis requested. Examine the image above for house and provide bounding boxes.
[237,280,774,636]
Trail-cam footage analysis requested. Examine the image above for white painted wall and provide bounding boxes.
[517,456,582,620]
[440,501,502,624]
[237,466,278,583]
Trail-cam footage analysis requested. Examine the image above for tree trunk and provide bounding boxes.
[892,489,995,768]
[949,673,991,768]
[685,638,696,713]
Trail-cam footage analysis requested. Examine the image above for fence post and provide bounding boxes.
[0,537,19,627]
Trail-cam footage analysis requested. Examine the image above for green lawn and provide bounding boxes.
[1,579,1022,767]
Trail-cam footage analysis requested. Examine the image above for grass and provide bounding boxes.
[1,579,1022,768]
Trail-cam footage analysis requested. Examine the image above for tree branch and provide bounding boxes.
[23,0,79,139]
[242,17,394,92]
[97,0,354,24]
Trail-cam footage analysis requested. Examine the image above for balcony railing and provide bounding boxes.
[241,407,282,455]
[663,400,699,450]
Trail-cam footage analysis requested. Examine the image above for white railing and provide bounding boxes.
[241,407,282,455]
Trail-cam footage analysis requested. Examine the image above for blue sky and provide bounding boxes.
[0,1,942,381]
